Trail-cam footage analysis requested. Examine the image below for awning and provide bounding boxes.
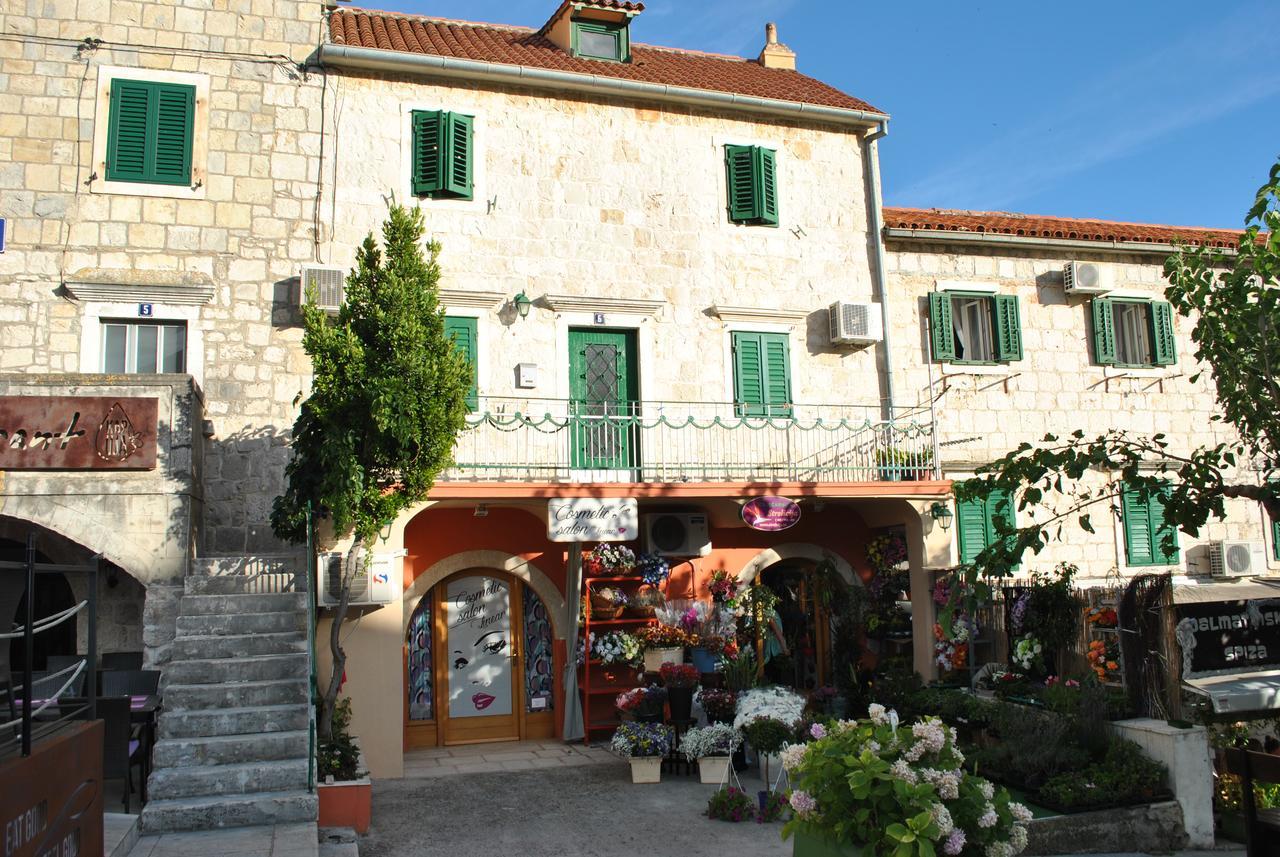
[1184,668,1280,714]
[1172,578,1280,604]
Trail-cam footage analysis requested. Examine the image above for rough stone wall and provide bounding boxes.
[0,0,323,555]
[885,240,1276,581]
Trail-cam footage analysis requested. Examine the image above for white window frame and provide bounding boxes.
[90,66,210,200]
[1112,300,1155,367]
[401,102,487,213]
[100,319,188,374]
[80,301,204,386]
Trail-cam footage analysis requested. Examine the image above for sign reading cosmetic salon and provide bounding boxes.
[446,575,513,719]
[547,498,638,542]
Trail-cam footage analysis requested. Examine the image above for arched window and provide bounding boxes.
[522,586,553,712]
[406,596,432,721]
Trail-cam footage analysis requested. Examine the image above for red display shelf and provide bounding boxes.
[587,618,652,626]
[585,576,645,583]
[586,688,627,696]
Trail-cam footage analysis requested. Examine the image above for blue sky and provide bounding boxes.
[351,0,1280,228]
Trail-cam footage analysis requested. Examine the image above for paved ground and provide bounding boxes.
[403,738,616,778]
[361,759,792,857]
[126,822,318,857]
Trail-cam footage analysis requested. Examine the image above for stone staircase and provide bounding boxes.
[140,558,317,832]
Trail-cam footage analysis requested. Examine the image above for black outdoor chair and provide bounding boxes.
[101,652,143,671]
[101,669,159,698]
[98,696,146,813]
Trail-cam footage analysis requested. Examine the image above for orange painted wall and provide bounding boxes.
[403,506,569,595]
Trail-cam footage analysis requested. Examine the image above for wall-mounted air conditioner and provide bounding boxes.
[828,301,882,345]
[1209,540,1265,578]
[299,264,346,314]
[317,551,403,607]
[1063,262,1115,295]
[643,513,712,558]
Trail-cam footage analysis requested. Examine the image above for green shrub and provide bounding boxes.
[317,697,363,781]
[1037,738,1167,810]
[742,716,792,754]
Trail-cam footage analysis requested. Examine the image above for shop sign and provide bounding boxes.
[742,495,802,532]
[446,575,513,719]
[0,396,158,471]
[547,498,638,542]
[1174,598,1280,676]
[0,720,104,857]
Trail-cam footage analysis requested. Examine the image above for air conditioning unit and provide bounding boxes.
[317,550,404,607]
[643,513,712,558]
[828,301,883,345]
[1209,540,1265,578]
[299,264,346,314]
[1063,261,1115,295]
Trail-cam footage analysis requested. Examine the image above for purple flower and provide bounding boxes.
[944,830,966,855]
[809,723,827,739]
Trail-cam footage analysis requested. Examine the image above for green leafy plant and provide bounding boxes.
[1037,738,1167,810]
[742,716,792,755]
[707,787,757,822]
[317,697,364,782]
[722,648,759,692]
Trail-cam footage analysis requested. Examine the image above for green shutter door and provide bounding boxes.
[106,79,194,185]
[1151,301,1177,366]
[761,333,791,417]
[444,113,474,199]
[993,295,1023,362]
[152,83,194,185]
[725,145,756,223]
[756,147,779,226]
[929,292,956,362]
[1122,486,1155,565]
[956,496,988,564]
[1273,515,1280,562]
[568,329,638,470]
[411,110,443,196]
[732,331,765,416]
[1150,486,1179,563]
[986,488,1019,569]
[444,316,478,410]
[1093,298,1117,365]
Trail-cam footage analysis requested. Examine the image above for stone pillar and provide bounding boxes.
[904,499,955,680]
[1110,718,1215,848]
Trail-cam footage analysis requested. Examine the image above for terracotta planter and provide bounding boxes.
[318,777,372,834]
[698,754,730,784]
[629,756,662,783]
[792,829,866,857]
[643,647,682,673]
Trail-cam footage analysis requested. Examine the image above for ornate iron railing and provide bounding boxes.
[443,397,937,483]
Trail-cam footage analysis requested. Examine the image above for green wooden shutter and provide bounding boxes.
[732,332,765,416]
[444,315,478,410]
[1151,301,1177,366]
[443,112,474,199]
[725,145,756,223]
[1151,485,1180,563]
[956,496,988,564]
[986,488,1020,569]
[107,80,150,182]
[929,292,956,362]
[1121,486,1154,565]
[152,83,194,185]
[1092,298,1117,365]
[411,110,443,196]
[1273,514,1280,562]
[761,332,791,416]
[107,79,194,186]
[993,294,1023,362]
[756,147,779,227]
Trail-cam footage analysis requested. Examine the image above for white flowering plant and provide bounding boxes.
[678,722,742,760]
[782,705,1031,857]
[1012,635,1044,674]
[733,686,807,731]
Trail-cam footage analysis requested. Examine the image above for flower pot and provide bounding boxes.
[690,646,720,673]
[318,777,372,834]
[792,828,866,857]
[629,756,662,783]
[634,707,664,724]
[698,754,730,784]
[667,686,694,722]
[643,647,683,673]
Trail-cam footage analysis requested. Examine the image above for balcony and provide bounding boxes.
[443,397,937,484]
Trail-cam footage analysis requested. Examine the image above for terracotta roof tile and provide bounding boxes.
[327,8,882,115]
[882,207,1245,250]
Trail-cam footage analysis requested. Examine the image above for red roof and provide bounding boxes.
[882,207,1244,250]
[326,8,882,115]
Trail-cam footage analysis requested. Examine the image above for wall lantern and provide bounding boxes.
[513,291,532,320]
[929,501,953,531]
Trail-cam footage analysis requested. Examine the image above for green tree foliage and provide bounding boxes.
[952,160,1280,599]
[271,204,471,738]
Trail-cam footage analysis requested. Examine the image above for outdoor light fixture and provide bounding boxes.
[930,501,954,531]
[474,503,489,518]
[513,291,532,319]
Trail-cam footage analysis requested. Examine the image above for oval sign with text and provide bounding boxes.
[742,496,801,532]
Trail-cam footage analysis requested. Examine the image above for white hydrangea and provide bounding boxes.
[978,806,998,828]
[1010,825,1029,854]
[986,842,1013,857]
[911,719,947,755]
[930,803,955,836]
[868,703,890,725]
[979,781,995,801]
[780,742,809,773]
[1009,802,1033,824]
[889,758,918,784]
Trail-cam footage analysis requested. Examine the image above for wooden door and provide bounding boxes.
[437,572,523,745]
[568,328,639,470]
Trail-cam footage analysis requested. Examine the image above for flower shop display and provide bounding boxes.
[635,623,695,672]
[626,584,665,619]
[636,551,670,587]
[660,662,699,721]
[734,686,807,731]
[1011,634,1045,675]
[1087,638,1121,682]
[697,688,738,724]
[782,705,1033,857]
[934,622,970,673]
[616,685,668,722]
[583,543,636,577]
[742,717,792,784]
[589,585,628,620]
[1004,565,1082,676]
[679,722,742,783]
[589,631,642,667]
[1085,606,1118,628]
[692,633,739,673]
[610,721,672,783]
[707,786,757,822]
[707,568,740,605]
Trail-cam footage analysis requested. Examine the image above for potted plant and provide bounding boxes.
[588,630,642,668]
[616,685,668,723]
[697,687,738,724]
[317,698,371,834]
[584,543,637,577]
[680,722,741,784]
[627,584,665,619]
[636,624,694,673]
[782,704,1034,857]
[706,569,740,607]
[875,447,933,481]
[735,686,807,786]
[590,585,628,620]
[636,552,670,587]
[610,721,672,783]
[742,716,792,785]
[660,662,699,721]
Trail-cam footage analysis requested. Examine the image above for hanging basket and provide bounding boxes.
[590,588,627,620]
[626,585,664,619]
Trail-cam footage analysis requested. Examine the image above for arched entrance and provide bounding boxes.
[0,540,76,672]
[403,568,556,748]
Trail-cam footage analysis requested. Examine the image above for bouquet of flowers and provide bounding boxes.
[679,722,741,760]
[590,631,642,666]
[867,531,908,574]
[1087,638,1120,682]
[610,721,672,757]
[733,686,807,730]
[698,635,740,658]
[697,688,737,723]
[707,569,740,605]
[635,623,696,651]
[584,543,636,576]
[1012,634,1044,674]
[933,622,969,672]
[783,706,1032,857]
[636,552,670,587]
[659,662,700,689]
[1085,606,1118,628]
[616,684,668,713]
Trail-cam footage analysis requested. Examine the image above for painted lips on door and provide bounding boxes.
[472,692,496,711]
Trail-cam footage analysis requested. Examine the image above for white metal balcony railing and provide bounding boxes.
[443,397,938,484]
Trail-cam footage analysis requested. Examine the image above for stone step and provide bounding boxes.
[160,704,310,739]
[166,653,309,685]
[147,759,310,800]
[139,790,318,833]
[152,730,309,769]
[165,678,309,711]
[179,592,309,616]
[170,632,307,661]
[175,610,306,637]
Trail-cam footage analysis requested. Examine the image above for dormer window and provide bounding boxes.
[573,19,629,62]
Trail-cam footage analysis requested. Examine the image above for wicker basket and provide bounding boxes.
[590,588,626,620]
[626,585,664,619]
